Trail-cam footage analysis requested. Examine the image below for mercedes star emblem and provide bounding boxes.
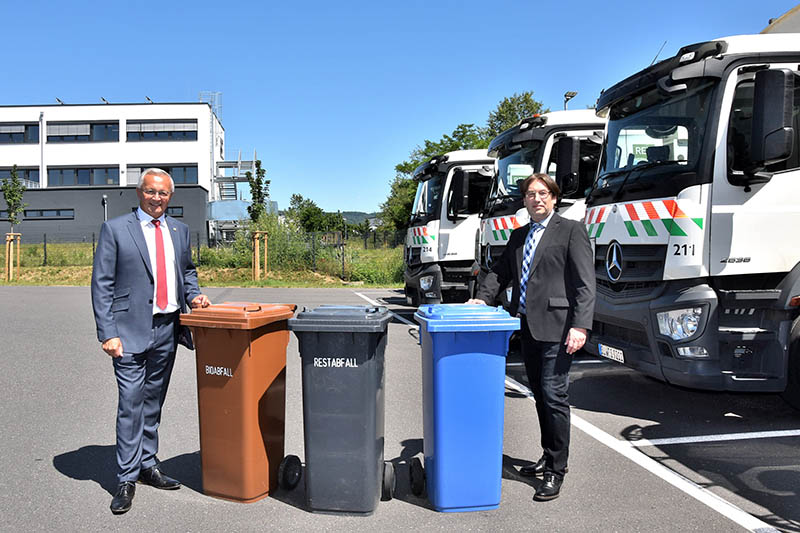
[606,241,623,282]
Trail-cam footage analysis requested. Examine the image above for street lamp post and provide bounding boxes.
[101,194,108,221]
[564,91,578,110]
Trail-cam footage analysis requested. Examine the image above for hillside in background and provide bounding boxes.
[341,211,378,224]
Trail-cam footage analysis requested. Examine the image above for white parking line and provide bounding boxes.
[504,376,778,533]
[352,291,417,327]
[628,429,800,447]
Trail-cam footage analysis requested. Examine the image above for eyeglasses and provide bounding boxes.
[524,190,551,199]
[142,189,171,199]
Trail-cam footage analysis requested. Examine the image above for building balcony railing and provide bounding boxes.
[0,178,40,189]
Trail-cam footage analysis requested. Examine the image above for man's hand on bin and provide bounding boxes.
[191,294,211,308]
[466,298,487,305]
[102,337,124,358]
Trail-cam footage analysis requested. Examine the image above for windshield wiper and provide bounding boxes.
[608,160,682,201]
[491,193,519,203]
[587,168,627,201]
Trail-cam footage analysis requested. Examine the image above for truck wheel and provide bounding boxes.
[278,455,302,490]
[381,461,395,501]
[781,319,800,410]
[405,285,419,307]
[409,457,425,496]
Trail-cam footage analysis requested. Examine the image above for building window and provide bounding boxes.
[47,122,119,143]
[0,167,40,184]
[127,165,198,185]
[48,167,119,186]
[0,210,7,219]
[24,208,75,219]
[91,123,119,142]
[170,165,198,184]
[0,123,39,144]
[166,206,183,217]
[127,120,198,142]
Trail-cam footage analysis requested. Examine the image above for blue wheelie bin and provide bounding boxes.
[411,304,519,512]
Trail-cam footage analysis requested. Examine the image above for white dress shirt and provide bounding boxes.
[137,208,179,315]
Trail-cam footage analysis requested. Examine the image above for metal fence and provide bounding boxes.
[2,229,407,284]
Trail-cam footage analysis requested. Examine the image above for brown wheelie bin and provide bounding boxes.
[180,302,296,502]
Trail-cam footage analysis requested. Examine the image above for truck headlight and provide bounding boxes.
[656,307,703,340]
[420,275,434,291]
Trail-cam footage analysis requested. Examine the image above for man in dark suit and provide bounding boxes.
[91,168,210,514]
[469,173,595,501]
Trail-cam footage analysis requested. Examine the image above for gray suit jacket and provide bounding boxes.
[91,212,201,354]
[476,213,595,343]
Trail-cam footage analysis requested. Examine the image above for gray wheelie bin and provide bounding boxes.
[286,305,394,515]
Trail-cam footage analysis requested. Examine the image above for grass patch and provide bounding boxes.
[0,265,403,288]
[1,219,406,288]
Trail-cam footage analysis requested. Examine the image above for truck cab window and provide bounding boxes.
[728,75,800,175]
[546,137,604,199]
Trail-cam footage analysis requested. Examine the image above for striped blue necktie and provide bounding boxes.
[518,223,543,313]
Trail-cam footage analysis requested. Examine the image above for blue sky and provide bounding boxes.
[2,0,796,212]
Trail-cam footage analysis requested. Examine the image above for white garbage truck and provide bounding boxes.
[403,149,495,305]
[583,33,800,405]
[479,110,606,309]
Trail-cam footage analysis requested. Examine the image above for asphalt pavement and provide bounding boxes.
[1,286,798,532]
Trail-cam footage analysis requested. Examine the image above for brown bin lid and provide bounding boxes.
[180,301,296,330]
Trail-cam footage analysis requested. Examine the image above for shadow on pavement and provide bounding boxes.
[502,454,540,492]
[53,445,118,494]
[568,364,800,532]
[386,438,435,511]
[158,451,203,493]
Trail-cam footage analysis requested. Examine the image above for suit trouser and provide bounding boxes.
[112,313,178,483]
[520,318,572,477]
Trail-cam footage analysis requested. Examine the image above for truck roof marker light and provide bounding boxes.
[790,296,800,307]
[518,114,546,131]
[679,51,696,63]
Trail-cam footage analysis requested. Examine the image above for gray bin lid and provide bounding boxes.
[288,305,392,332]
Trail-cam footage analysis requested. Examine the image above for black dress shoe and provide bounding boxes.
[138,465,181,490]
[519,456,547,477]
[534,472,563,501]
[110,482,135,514]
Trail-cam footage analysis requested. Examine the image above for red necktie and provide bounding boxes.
[153,219,167,310]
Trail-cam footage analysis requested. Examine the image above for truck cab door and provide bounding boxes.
[711,62,800,277]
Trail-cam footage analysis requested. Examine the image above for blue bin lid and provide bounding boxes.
[414,304,520,333]
[289,305,391,332]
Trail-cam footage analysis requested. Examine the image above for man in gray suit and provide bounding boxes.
[91,168,210,514]
[469,173,595,501]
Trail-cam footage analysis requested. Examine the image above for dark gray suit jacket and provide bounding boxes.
[91,212,201,354]
[476,213,595,343]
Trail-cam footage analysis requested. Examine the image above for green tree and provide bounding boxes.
[246,159,270,222]
[485,91,548,139]
[380,175,417,231]
[286,194,329,232]
[381,123,486,231]
[1,165,27,233]
[380,91,548,231]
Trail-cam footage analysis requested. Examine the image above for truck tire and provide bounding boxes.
[781,318,800,410]
[405,285,419,307]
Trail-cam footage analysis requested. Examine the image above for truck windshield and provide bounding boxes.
[590,78,716,204]
[489,143,540,202]
[410,173,444,223]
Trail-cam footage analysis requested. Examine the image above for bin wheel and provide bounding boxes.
[278,455,302,490]
[409,457,425,497]
[381,461,395,501]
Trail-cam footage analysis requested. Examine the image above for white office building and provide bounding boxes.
[0,102,224,241]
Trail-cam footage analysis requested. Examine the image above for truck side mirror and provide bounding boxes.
[448,170,470,221]
[750,68,795,170]
[556,137,581,196]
